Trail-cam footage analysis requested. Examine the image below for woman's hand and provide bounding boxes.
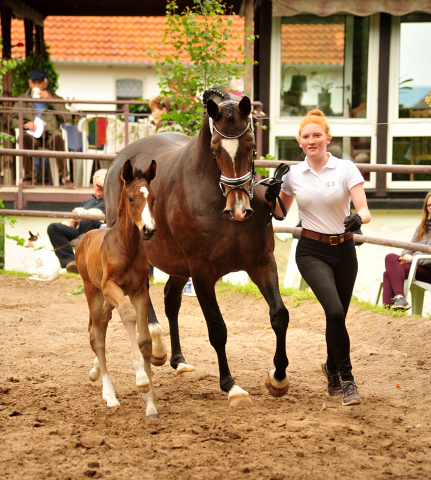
[399,254,413,265]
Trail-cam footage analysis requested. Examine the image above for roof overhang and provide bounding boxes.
[272,0,431,17]
[1,0,244,22]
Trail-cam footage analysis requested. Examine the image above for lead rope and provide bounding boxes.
[254,163,290,226]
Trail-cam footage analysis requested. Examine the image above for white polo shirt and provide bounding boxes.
[281,153,364,234]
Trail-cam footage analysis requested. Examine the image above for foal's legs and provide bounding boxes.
[131,290,158,419]
[146,278,167,366]
[247,257,290,397]
[103,280,150,395]
[164,275,195,376]
[85,284,119,406]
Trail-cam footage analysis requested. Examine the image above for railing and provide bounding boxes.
[0,97,264,208]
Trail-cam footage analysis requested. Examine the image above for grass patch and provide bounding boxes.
[59,272,80,279]
[216,280,317,307]
[62,284,85,295]
[0,269,31,276]
[351,296,416,318]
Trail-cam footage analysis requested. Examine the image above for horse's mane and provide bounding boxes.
[201,87,232,108]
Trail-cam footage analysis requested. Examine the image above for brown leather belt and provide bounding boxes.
[301,228,354,245]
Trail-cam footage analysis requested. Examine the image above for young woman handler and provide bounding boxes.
[267,109,371,406]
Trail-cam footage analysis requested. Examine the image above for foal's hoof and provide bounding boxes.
[176,363,195,377]
[151,353,167,367]
[265,370,289,398]
[228,385,253,407]
[137,384,150,393]
[147,414,159,420]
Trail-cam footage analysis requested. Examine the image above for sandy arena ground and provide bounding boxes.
[1,275,431,480]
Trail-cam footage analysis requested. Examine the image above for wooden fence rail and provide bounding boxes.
[2,209,431,254]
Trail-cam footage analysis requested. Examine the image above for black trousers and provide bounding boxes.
[296,235,358,382]
[47,220,102,268]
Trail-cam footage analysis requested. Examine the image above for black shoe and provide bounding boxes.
[321,362,343,396]
[390,295,411,310]
[342,380,362,406]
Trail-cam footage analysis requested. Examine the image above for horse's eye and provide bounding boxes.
[128,196,133,203]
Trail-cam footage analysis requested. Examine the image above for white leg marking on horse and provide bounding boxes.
[176,362,195,376]
[266,369,290,397]
[89,356,101,382]
[101,373,120,407]
[133,358,150,392]
[149,323,167,365]
[221,138,239,171]
[228,384,253,407]
[142,391,158,419]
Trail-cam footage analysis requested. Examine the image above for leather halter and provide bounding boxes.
[209,100,256,200]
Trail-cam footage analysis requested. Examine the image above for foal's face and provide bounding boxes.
[208,97,255,221]
[125,180,156,241]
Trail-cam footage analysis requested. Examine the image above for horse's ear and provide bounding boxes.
[145,160,157,183]
[207,99,219,120]
[238,96,251,118]
[121,159,134,184]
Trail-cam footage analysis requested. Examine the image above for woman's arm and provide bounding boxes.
[350,183,371,224]
[273,191,295,218]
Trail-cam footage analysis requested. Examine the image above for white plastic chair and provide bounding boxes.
[374,254,431,315]
[15,126,69,186]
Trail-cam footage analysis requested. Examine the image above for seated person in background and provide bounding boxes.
[383,191,431,310]
[47,169,107,273]
[10,70,72,186]
[149,96,183,133]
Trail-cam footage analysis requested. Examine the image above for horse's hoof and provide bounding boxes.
[137,384,150,393]
[265,370,289,398]
[151,353,167,367]
[89,368,100,382]
[147,414,159,420]
[228,385,253,407]
[176,362,195,377]
[105,397,121,407]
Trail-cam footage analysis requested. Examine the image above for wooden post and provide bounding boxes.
[376,13,391,197]
[1,5,14,185]
[35,25,45,55]
[243,0,253,98]
[24,19,34,57]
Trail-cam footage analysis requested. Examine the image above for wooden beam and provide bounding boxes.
[376,13,391,197]
[243,0,253,97]
[24,19,34,57]
[254,0,271,156]
[34,24,45,55]
[1,0,44,26]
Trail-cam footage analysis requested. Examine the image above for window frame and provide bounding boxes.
[387,15,431,190]
[270,14,381,190]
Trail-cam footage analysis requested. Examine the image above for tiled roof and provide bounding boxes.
[7,16,246,64]
[281,24,345,66]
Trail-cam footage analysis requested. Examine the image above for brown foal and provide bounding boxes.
[75,159,166,417]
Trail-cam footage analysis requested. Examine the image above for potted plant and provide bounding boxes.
[310,73,334,114]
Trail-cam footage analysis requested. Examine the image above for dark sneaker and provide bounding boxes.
[342,380,362,406]
[390,295,411,310]
[321,362,343,396]
[66,261,79,274]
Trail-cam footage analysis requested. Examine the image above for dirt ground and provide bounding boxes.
[1,275,431,480]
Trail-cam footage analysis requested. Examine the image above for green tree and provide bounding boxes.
[148,0,255,135]
[12,47,59,97]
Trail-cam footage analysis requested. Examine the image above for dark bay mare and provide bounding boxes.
[104,88,290,406]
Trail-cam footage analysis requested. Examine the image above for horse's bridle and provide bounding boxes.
[209,100,257,200]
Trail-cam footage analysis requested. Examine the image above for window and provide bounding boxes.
[116,79,143,100]
[280,15,369,118]
[388,14,431,189]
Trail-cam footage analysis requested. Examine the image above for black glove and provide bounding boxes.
[265,179,282,203]
[344,213,362,233]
